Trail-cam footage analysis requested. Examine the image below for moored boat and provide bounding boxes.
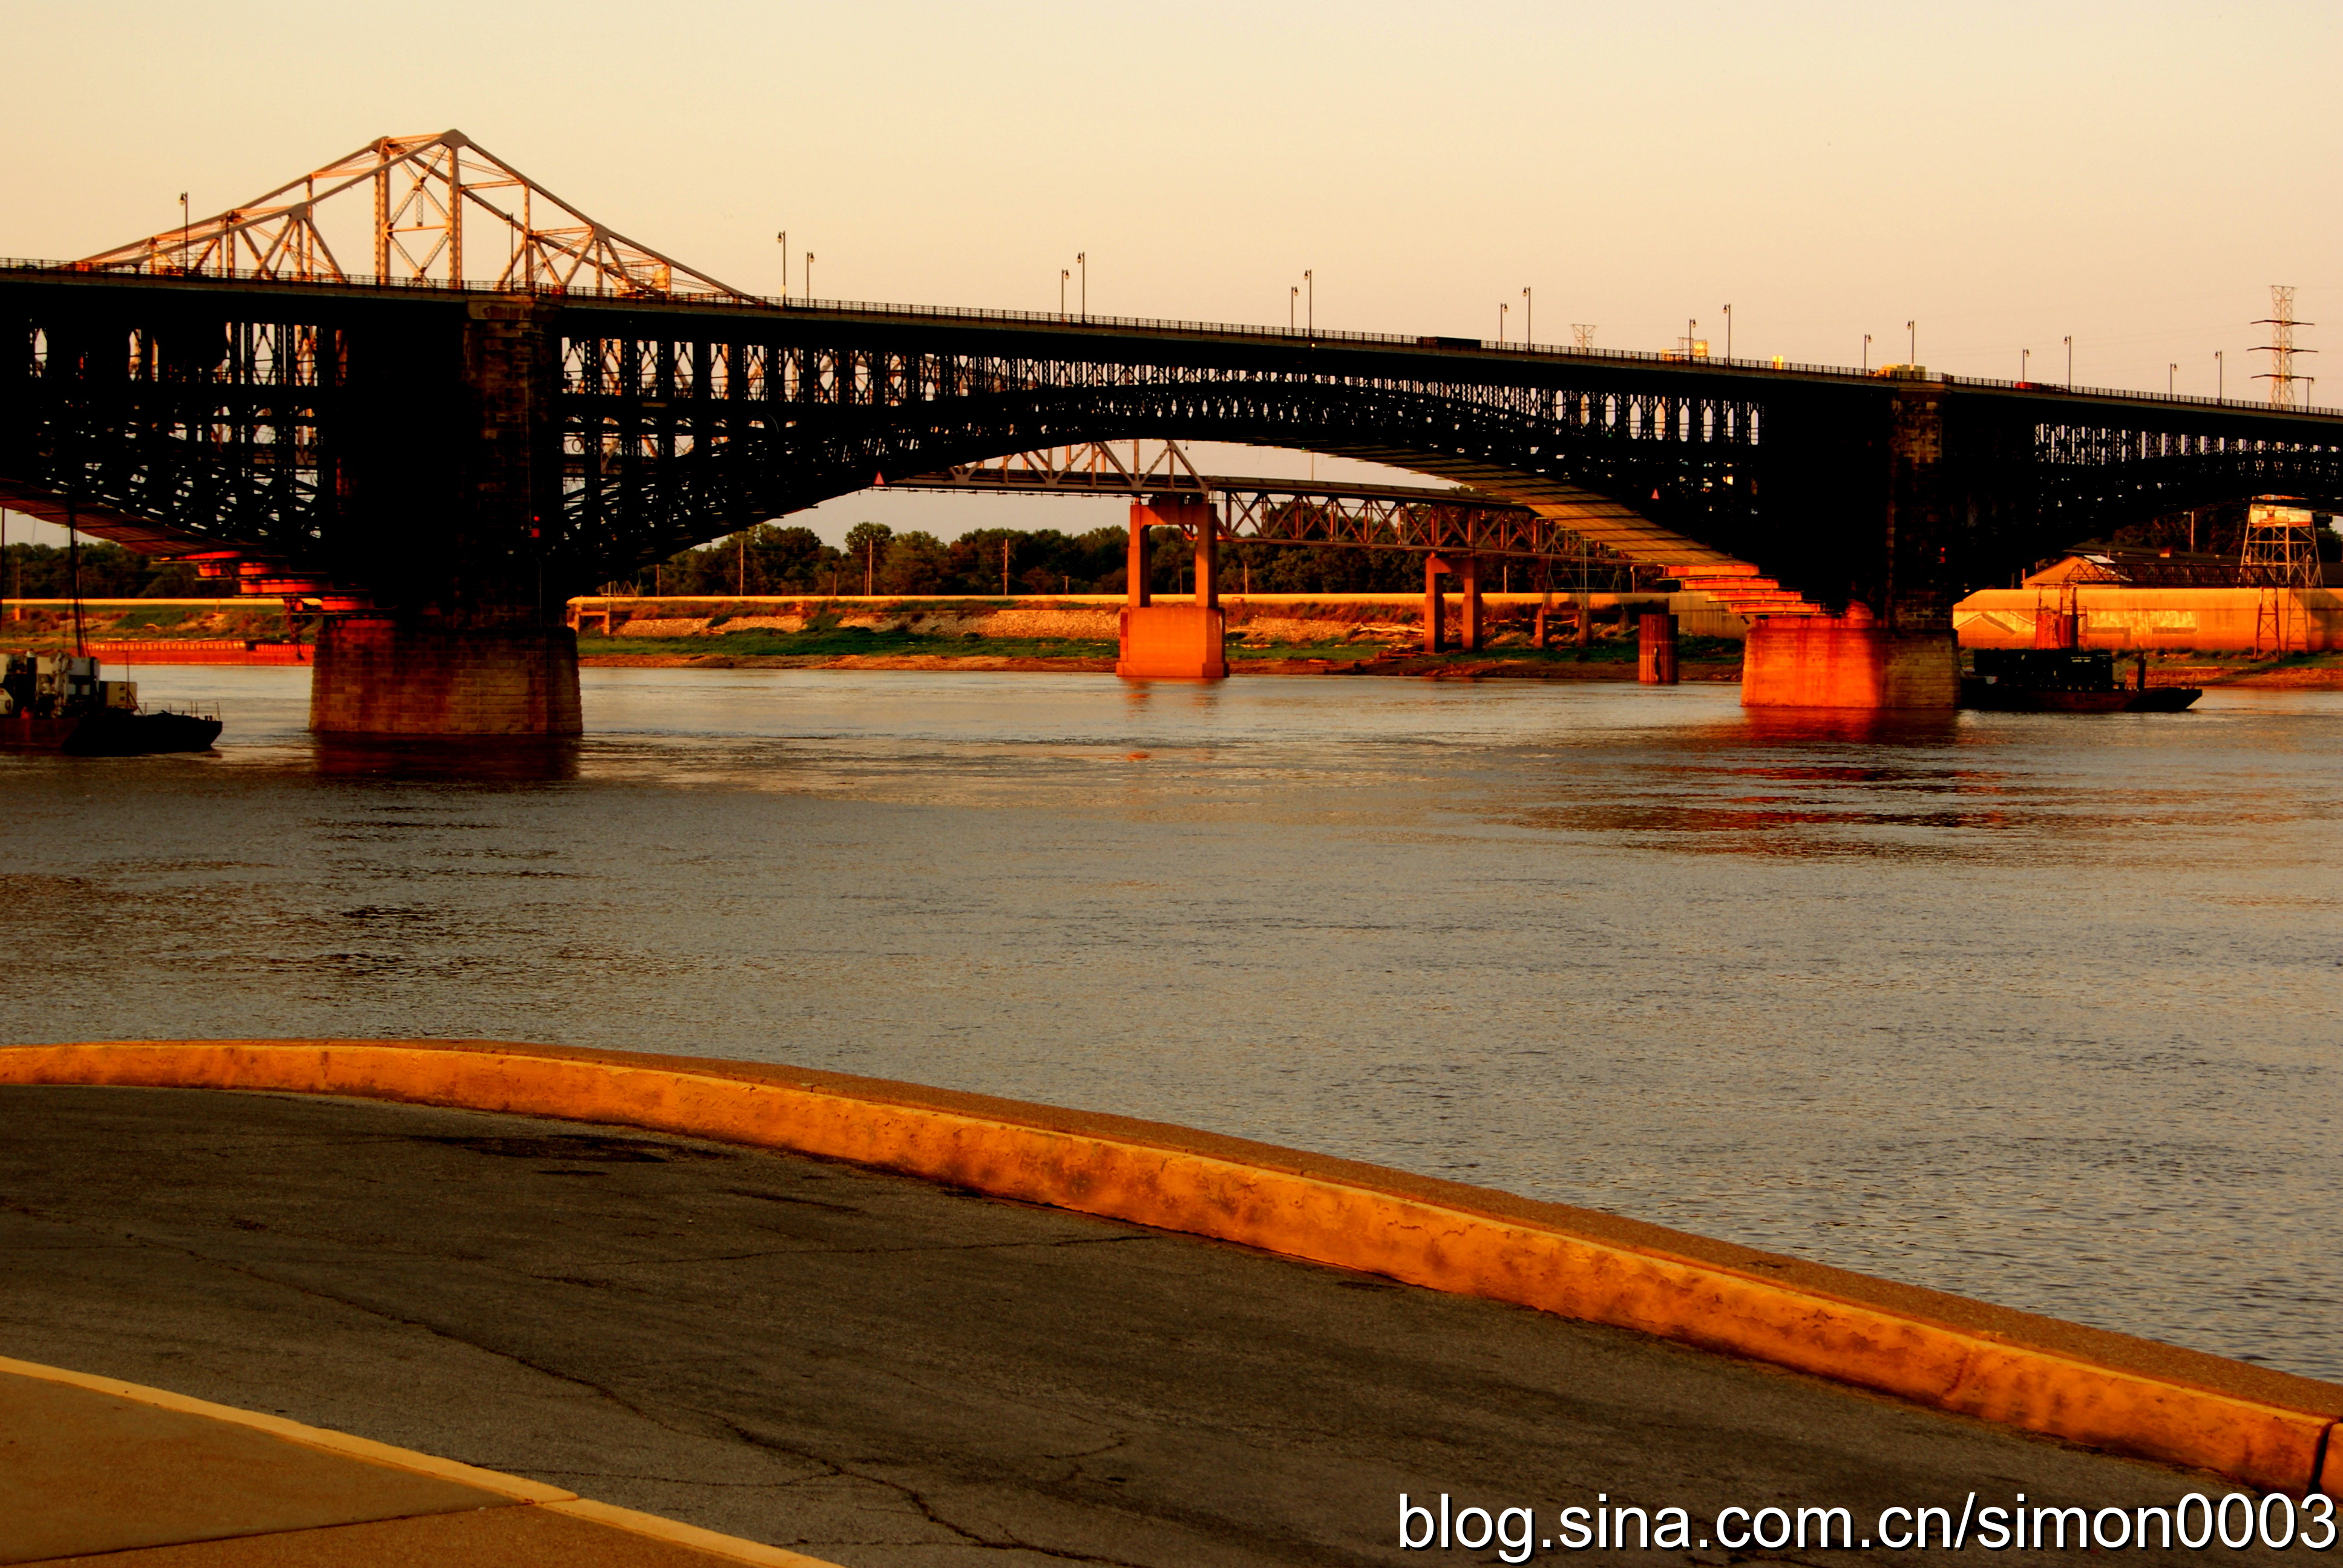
[0,652,223,754]
[1961,648,2201,713]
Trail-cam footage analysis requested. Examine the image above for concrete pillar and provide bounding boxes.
[1126,503,1153,607]
[1459,557,1482,651]
[1533,602,1550,648]
[1637,612,1679,684]
[312,619,582,735]
[1194,505,1218,609]
[1423,557,1449,653]
[1578,592,1593,648]
[1117,499,1225,679]
[1740,612,1958,708]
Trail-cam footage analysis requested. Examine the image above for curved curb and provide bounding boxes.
[6,1037,2339,1497]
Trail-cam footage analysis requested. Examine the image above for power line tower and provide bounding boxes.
[2243,495,2318,653]
[2252,286,2317,407]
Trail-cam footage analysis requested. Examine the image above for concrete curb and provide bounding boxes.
[7,1038,2339,1498]
[0,1354,840,1566]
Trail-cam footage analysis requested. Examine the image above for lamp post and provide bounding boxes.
[1076,252,1087,319]
[775,230,785,296]
[2064,335,2073,385]
[2169,362,2178,394]
[1499,301,1508,342]
[1303,269,1313,336]
[179,192,189,269]
[1289,286,1299,331]
[805,252,814,299]
[2021,347,2030,382]
[1863,333,1872,372]
[1523,286,1533,346]
[2216,350,2224,399]
[1722,302,1732,361]
[1906,319,1916,365]
[1060,269,1069,321]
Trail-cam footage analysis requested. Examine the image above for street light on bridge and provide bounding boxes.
[1522,287,1532,347]
[1498,301,1508,342]
[2216,350,2224,399]
[1907,320,1916,365]
[2021,347,2030,382]
[2064,335,2073,385]
[2169,362,2178,394]
[1289,286,1299,331]
[775,230,785,296]
[1304,270,1313,336]
[1863,333,1871,372]
[1722,302,1732,361]
[805,252,813,300]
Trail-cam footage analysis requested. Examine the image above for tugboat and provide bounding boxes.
[0,652,223,754]
[1962,648,2201,713]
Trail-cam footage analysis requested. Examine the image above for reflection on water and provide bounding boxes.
[3,666,2339,1377]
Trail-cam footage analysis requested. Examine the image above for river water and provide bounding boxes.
[4,666,2338,1379]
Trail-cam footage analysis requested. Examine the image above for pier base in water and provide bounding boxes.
[1741,614,1958,709]
[310,619,582,735]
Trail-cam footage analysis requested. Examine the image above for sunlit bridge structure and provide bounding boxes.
[5,131,2342,729]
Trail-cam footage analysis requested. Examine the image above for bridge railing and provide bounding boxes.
[9,257,2338,419]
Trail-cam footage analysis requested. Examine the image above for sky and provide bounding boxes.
[4,0,2336,547]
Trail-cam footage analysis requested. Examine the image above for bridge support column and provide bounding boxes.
[1638,612,1679,684]
[1458,556,1482,651]
[1116,500,1226,680]
[1740,612,1956,709]
[311,618,582,736]
[1423,556,1450,653]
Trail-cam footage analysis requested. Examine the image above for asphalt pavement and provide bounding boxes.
[0,1085,2290,1566]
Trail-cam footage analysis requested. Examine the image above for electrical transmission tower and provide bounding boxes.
[2252,285,2317,408]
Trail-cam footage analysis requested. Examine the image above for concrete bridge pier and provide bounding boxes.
[1422,555,1481,653]
[310,616,582,736]
[1637,612,1679,684]
[1116,499,1227,679]
[1740,610,1958,708]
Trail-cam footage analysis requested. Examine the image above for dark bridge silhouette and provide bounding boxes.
[5,130,2339,728]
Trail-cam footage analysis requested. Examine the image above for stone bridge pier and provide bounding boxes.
[1740,376,1962,709]
[312,298,582,737]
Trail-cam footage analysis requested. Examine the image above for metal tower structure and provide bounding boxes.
[73,131,755,301]
[2252,285,2316,408]
[2243,495,2319,653]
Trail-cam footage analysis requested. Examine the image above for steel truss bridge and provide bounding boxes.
[896,440,1651,587]
[6,129,2342,629]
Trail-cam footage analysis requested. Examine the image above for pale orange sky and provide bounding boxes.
[4,0,2336,546]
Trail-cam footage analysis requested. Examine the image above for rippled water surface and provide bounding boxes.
[4,666,2338,1376]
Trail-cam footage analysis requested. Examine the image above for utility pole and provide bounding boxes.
[738,531,746,595]
[1001,536,1010,595]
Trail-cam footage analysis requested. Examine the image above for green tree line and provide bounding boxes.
[1,542,226,600]
[623,521,1556,598]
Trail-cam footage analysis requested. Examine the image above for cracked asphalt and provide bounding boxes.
[0,1085,2287,1567]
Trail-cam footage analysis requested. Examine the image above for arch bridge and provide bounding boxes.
[5,130,2341,728]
